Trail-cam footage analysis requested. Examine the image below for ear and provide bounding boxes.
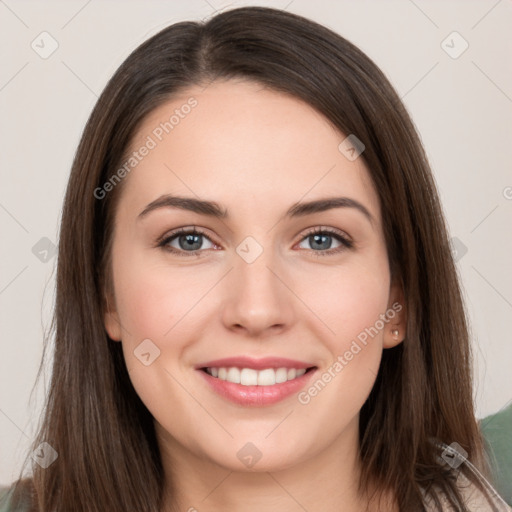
[103,292,123,342]
[383,279,407,349]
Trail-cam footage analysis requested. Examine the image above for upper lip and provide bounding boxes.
[195,356,316,371]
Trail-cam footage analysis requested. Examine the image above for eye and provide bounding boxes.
[158,227,217,256]
[296,227,353,256]
[157,226,353,257]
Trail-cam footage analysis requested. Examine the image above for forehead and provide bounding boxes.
[118,79,380,224]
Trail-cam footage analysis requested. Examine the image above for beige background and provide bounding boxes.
[1,0,511,485]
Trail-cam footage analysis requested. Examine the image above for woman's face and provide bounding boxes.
[104,79,405,473]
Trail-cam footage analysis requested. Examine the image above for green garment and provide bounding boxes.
[479,402,512,506]
[0,485,28,512]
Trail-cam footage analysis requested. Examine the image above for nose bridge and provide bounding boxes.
[221,235,295,335]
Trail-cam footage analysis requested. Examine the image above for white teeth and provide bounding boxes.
[240,368,258,386]
[205,366,310,386]
[275,368,288,383]
[258,369,276,386]
[227,367,240,384]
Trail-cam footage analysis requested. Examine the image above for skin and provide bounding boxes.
[104,79,406,512]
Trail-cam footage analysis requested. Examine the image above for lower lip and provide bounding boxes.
[197,368,317,406]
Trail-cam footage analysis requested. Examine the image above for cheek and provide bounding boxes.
[115,270,175,339]
[110,250,211,418]
[111,248,208,345]
[293,260,390,434]
[301,253,391,354]
[337,273,389,348]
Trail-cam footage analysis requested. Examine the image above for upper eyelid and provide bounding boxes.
[303,226,352,241]
[160,226,213,242]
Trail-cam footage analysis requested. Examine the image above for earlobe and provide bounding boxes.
[104,310,123,341]
[383,281,407,349]
[103,294,122,342]
[384,325,404,348]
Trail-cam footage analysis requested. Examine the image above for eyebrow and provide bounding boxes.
[138,194,374,225]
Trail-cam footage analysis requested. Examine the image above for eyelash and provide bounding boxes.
[157,226,353,258]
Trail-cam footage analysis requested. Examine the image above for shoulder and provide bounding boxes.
[479,403,512,505]
[422,470,512,511]
[453,471,511,511]
[0,486,15,512]
[0,485,30,512]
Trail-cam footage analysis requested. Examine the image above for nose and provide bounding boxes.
[221,246,296,338]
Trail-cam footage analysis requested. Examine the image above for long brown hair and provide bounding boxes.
[9,6,490,511]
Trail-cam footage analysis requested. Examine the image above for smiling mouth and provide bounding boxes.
[201,366,317,386]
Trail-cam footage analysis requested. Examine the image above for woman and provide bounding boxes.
[1,6,510,512]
